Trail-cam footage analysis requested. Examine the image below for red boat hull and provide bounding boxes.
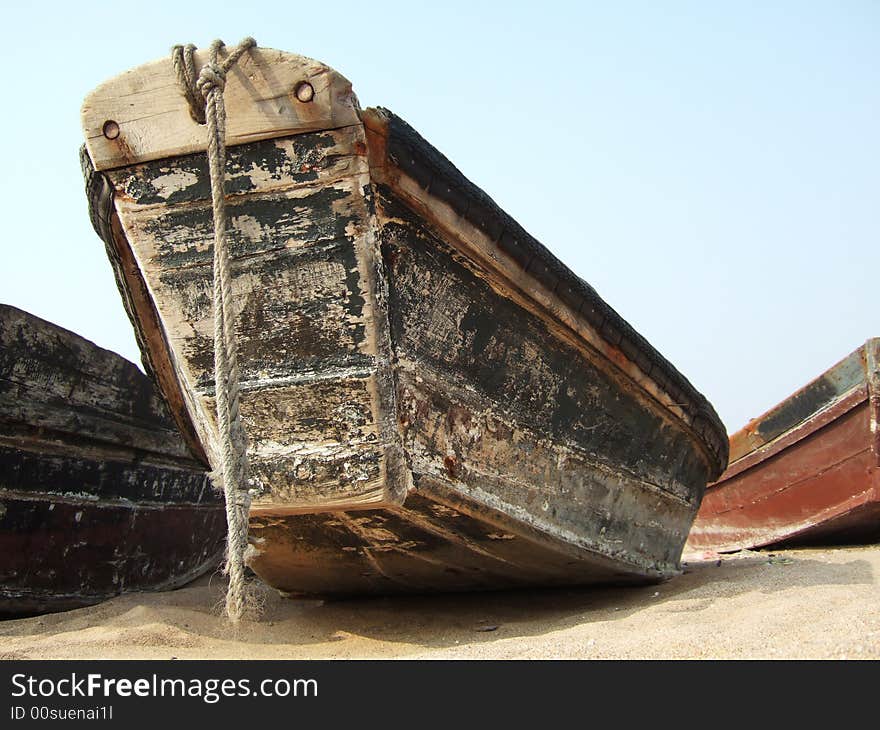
[685,340,880,557]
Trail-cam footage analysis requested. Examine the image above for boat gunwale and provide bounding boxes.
[716,383,869,485]
[362,107,728,477]
[719,338,879,483]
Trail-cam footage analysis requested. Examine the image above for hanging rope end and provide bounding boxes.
[223,545,265,625]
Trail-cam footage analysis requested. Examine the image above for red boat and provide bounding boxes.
[685,339,880,557]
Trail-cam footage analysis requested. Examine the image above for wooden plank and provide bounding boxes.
[111,127,364,212]
[248,494,657,599]
[378,188,709,495]
[0,304,195,464]
[0,445,214,505]
[104,113,401,512]
[0,488,225,615]
[82,47,361,171]
[235,377,385,508]
[147,240,374,385]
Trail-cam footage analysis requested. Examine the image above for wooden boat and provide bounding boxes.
[0,304,225,616]
[685,339,880,557]
[80,44,728,597]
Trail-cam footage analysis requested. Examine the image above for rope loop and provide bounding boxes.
[171,37,256,123]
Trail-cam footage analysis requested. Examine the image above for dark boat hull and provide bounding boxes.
[81,46,727,596]
[685,340,880,557]
[0,455,225,615]
[0,305,225,616]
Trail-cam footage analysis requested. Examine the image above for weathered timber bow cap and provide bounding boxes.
[82,45,360,171]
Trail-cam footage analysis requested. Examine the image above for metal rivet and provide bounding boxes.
[294,81,314,103]
[102,120,120,140]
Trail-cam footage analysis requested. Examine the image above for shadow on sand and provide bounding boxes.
[1,546,873,654]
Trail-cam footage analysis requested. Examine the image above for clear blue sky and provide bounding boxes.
[1,1,877,433]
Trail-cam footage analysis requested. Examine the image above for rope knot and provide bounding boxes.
[197,62,226,99]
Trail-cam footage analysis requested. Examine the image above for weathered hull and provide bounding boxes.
[0,305,225,615]
[81,46,727,596]
[684,340,880,557]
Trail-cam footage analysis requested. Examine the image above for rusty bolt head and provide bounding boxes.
[102,120,120,140]
[294,81,315,103]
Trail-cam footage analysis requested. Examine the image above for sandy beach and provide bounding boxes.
[1,545,877,660]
